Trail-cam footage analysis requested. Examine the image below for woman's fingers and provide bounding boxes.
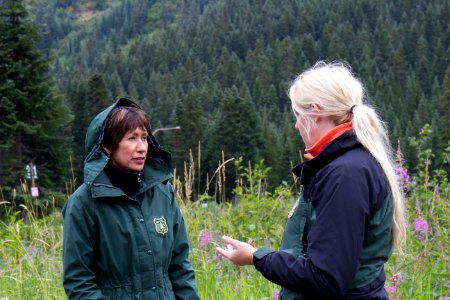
[215,235,256,266]
[215,245,231,258]
[221,235,236,246]
[215,236,235,259]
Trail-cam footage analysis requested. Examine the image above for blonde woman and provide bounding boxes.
[217,61,406,299]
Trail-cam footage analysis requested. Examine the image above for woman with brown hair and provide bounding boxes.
[63,98,199,299]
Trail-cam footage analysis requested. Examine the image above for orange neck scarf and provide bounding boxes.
[304,122,353,160]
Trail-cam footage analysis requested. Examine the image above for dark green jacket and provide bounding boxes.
[62,98,200,299]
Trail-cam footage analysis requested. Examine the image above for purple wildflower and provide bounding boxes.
[272,290,280,299]
[386,271,404,300]
[216,253,224,273]
[216,252,223,261]
[386,286,396,293]
[414,217,429,242]
[200,230,211,248]
[390,272,404,285]
[395,166,410,187]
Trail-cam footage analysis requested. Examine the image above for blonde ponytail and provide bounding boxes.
[352,105,406,251]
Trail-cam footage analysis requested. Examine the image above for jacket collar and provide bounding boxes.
[292,131,362,185]
[90,163,173,199]
[304,122,352,160]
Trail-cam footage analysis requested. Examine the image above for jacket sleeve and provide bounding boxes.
[62,189,107,300]
[253,163,373,296]
[168,190,200,300]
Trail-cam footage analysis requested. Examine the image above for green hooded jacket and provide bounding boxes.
[62,98,200,299]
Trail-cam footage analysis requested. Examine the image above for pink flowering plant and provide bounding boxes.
[395,141,410,191]
[386,271,404,300]
[199,230,212,248]
[413,216,429,243]
[385,126,449,299]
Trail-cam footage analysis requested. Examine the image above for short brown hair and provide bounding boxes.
[102,105,150,152]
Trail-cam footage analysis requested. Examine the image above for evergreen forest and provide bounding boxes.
[1,0,449,200]
[1,1,449,299]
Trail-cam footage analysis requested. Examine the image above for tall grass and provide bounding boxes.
[0,183,64,299]
[0,127,448,299]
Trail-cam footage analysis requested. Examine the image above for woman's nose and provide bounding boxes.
[137,139,147,151]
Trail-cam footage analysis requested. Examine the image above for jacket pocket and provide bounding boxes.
[280,197,311,256]
[102,285,134,299]
[163,275,176,300]
[298,202,310,253]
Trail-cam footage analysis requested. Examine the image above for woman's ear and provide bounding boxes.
[311,103,320,112]
[310,103,321,124]
[102,145,112,157]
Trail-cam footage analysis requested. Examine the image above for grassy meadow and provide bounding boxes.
[1,133,449,299]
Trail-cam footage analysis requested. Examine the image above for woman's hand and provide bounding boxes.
[215,236,256,266]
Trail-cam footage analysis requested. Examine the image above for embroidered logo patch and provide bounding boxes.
[153,217,168,235]
[288,199,300,218]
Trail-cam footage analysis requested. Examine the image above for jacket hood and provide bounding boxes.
[83,98,171,186]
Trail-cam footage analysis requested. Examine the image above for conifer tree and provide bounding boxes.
[68,73,111,185]
[67,77,88,186]
[87,74,112,115]
[438,68,450,151]
[278,110,304,182]
[259,110,282,189]
[166,85,206,171]
[204,87,263,200]
[0,0,72,190]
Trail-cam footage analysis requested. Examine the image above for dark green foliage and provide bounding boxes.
[203,87,263,199]
[14,0,450,199]
[437,68,450,153]
[68,73,112,186]
[165,84,207,169]
[0,0,72,191]
[205,88,262,166]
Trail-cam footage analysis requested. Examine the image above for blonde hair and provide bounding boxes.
[289,61,406,251]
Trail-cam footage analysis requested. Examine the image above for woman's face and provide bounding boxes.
[108,127,148,172]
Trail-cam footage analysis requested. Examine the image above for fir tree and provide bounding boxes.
[86,74,112,118]
[166,84,206,170]
[204,87,263,200]
[68,73,111,185]
[438,68,450,151]
[0,0,72,190]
